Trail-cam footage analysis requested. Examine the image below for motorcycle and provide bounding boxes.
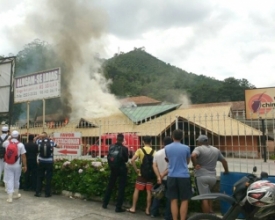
[187,167,275,220]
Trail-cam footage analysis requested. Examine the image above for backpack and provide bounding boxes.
[0,135,9,159]
[38,139,53,158]
[4,141,19,164]
[107,144,122,168]
[140,148,155,180]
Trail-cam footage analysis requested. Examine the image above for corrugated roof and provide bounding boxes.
[188,101,245,111]
[120,104,181,123]
[17,105,262,137]
[120,96,161,106]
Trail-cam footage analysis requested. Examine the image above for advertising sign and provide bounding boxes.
[0,57,15,113]
[53,132,82,156]
[14,68,61,103]
[245,87,275,119]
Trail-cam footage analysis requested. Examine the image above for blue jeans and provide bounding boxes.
[150,180,172,220]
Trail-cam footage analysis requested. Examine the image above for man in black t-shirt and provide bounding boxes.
[24,134,38,191]
[102,133,129,212]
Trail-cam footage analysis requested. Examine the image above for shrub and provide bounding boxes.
[51,158,200,212]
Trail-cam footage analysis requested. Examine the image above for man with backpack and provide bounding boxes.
[34,132,58,198]
[127,136,155,216]
[102,133,129,212]
[3,130,27,203]
[0,125,9,184]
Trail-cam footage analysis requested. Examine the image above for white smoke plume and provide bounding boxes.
[9,0,121,119]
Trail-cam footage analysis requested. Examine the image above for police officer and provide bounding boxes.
[34,132,59,197]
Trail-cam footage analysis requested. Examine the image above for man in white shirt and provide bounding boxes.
[150,136,173,219]
[3,130,27,203]
[0,125,9,184]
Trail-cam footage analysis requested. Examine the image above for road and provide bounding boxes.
[0,187,156,220]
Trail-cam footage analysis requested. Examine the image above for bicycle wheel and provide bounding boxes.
[188,213,222,220]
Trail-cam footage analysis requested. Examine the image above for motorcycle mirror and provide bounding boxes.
[260,171,268,179]
[253,166,257,173]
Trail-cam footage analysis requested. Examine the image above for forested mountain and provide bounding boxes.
[1,41,255,123]
[103,47,255,104]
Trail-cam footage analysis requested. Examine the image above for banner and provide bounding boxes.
[245,87,275,119]
[14,68,61,103]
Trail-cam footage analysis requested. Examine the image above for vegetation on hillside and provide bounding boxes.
[0,41,255,123]
[103,47,255,103]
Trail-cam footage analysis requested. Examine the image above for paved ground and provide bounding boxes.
[0,187,161,220]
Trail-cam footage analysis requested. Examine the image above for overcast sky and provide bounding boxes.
[1,0,275,88]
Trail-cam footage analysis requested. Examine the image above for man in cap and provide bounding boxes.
[191,134,229,213]
[0,125,10,184]
[3,130,27,203]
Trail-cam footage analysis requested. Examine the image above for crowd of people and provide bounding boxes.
[103,130,229,220]
[0,126,59,203]
[0,125,229,220]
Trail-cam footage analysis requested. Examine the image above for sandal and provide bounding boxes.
[126,209,136,214]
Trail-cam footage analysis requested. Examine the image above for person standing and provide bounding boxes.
[127,136,155,216]
[191,134,229,213]
[0,125,9,184]
[24,134,38,191]
[102,133,129,212]
[165,129,192,220]
[3,130,27,203]
[150,136,173,219]
[34,132,58,197]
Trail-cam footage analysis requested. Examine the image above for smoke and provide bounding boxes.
[178,94,191,108]
[12,0,121,119]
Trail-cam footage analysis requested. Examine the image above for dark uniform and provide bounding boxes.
[24,135,38,191]
[35,138,57,197]
[102,142,128,212]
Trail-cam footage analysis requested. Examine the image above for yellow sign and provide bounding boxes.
[245,88,275,119]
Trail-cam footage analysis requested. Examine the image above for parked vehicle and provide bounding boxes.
[188,167,275,220]
[88,132,140,158]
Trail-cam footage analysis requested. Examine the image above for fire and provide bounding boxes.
[64,117,69,125]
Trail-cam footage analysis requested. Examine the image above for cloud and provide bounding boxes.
[99,0,213,39]
[1,0,275,89]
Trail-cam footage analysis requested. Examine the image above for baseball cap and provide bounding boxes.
[1,126,8,132]
[11,130,20,138]
[196,135,208,142]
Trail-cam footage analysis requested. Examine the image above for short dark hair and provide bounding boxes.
[163,136,173,146]
[117,133,124,142]
[28,134,34,141]
[143,135,151,144]
[172,129,183,141]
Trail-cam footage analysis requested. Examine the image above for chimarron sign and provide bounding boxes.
[245,87,275,119]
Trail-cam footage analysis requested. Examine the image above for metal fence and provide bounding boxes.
[5,109,275,176]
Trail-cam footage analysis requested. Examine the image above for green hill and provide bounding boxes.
[103,48,254,104]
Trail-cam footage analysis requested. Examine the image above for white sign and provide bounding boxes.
[53,132,82,156]
[14,68,61,103]
[0,57,15,113]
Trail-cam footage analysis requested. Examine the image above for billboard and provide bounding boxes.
[53,132,82,156]
[0,57,15,113]
[245,87,275,119]
[14,68,61,103]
